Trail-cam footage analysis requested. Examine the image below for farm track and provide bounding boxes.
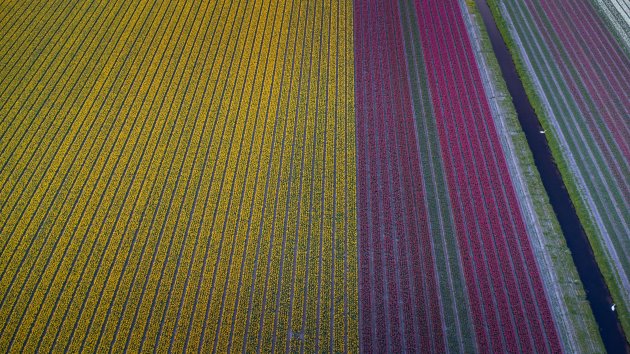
[0,0,357,352]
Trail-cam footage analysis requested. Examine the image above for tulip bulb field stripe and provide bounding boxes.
[0,0,358,352]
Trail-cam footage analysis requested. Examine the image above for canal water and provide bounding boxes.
[473,0,628,351]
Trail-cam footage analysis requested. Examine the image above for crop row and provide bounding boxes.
[352,0,561,351]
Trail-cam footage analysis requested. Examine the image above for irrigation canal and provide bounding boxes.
[473,0,628,351]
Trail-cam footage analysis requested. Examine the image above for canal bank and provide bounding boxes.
[468,0,628,351]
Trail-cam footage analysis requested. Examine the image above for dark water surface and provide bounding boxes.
[473,0,628,351]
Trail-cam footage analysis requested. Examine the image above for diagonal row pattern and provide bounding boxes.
[0,0,358,352]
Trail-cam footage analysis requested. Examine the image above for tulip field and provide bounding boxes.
[0,0,357,352]
[486,0,630,334]
[0,0,622,352]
